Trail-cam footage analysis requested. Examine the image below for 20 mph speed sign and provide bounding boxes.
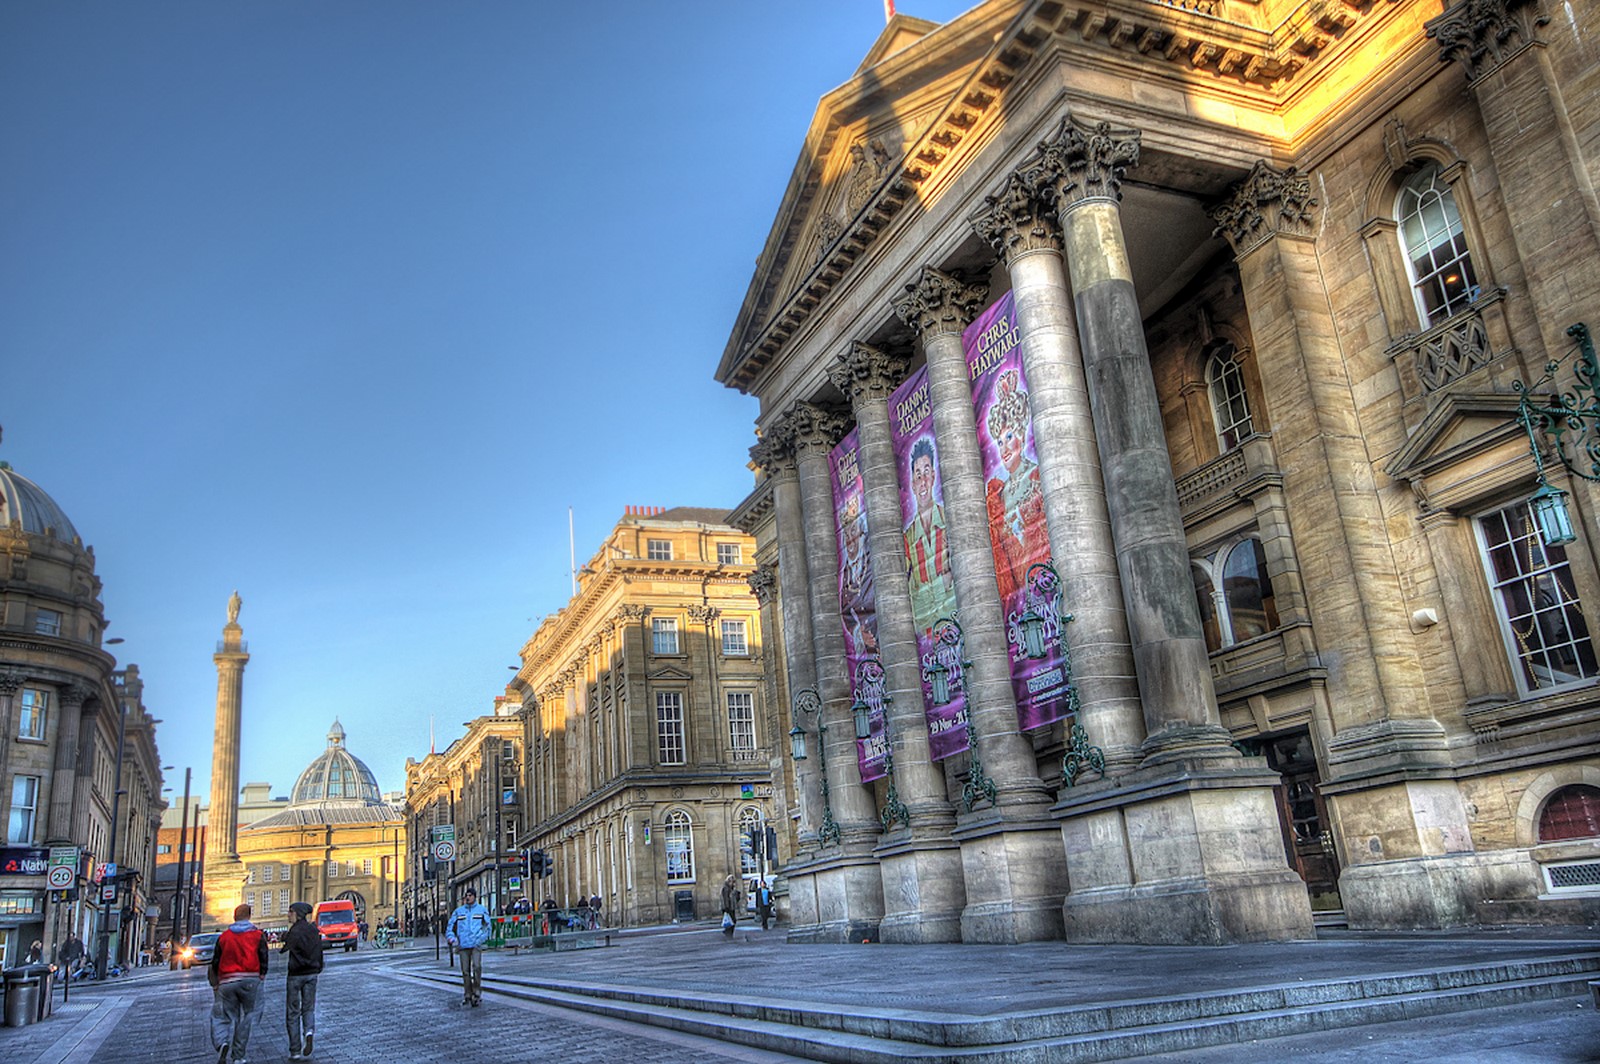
[433,840,456,862]
[48,865,74,889]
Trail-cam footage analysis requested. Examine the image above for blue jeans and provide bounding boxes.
[211,978,262,1061]
[286,973,318,1054]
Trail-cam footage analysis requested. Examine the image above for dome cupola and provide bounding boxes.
[288,718,384,806]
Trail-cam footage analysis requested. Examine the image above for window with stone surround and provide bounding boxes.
[647,538,672,561]
[737,806,761,876]
[1398,163,1479,327]
[1205,342,1253,453]
[33,609,62,637]
[717,542,742,566]
[664,809,694,883]
[328,860,339,878]
[1477,499,1600,694]
[1539,785,1600,842]
[656,691,685,765]
[17,689,47,741]
[8,775,39,844]
[720,619,748,656]
[727,691,755,757]
[1191,537,1279,653]
[651,616,679,655]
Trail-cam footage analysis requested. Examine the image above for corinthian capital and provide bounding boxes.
[1030,115,1141,215]
[1208,160,1319,258]
[971,170,1062,263]
[893,266,990,341]
[747,562,777,605]
[59,681,93,710]
[827,342,911,410]
[749,421,798,478]
[786,401,850,457]
[0,670,24,695]
[1426,0,1548,83]
[617,603,652,621]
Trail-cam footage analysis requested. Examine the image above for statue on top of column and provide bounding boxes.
[227,590,242,624]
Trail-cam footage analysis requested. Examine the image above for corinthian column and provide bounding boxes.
[749,430,823,851]
[1036,117,1233,762]
[829,341,966,943]
[786,401,883,850]
[894,267,1067,943]
[970,169,1145,775]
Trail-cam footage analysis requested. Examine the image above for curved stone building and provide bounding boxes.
[0,461,165,965]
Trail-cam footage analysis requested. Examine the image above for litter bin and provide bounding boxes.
[3,965,51,1027]
[673,889,695,922]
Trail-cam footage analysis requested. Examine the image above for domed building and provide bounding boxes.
[0,459,165,968]
[230,721,406,930]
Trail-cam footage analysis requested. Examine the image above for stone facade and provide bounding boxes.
[404,709,522,924]
[504,508,775,927]
[716,0,1600,940]
[0,463,165,967]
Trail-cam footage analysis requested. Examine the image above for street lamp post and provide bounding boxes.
[95,686,130,979]
[1515,323,1597,546]
[787,688,840,846]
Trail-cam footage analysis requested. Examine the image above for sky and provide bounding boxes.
[0,1,978,805]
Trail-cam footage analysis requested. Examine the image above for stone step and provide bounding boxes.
[415,952,1600,1063]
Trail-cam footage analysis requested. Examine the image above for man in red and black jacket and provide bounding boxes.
[208,903,268,1064]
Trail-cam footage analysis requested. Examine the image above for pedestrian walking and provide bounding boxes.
[720,875,742,938]
[755,880,773,931]
[281,902,323,1060]
[208,903,268,1064]
[444,887,491,1007]
[588,893,602,928]
[25,940,42,964]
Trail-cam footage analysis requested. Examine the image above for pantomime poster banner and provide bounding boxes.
[830,428,886,782]
[964,291,1072,731]
[888,366,970,760]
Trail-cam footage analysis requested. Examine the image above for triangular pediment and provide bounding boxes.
[647,665,694,683]
[1385,392,1526,480]
[856,14,941,75]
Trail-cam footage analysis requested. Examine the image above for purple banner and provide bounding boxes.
[831,429,886,782]
[964,291,1071,731]
[888,366,970,760]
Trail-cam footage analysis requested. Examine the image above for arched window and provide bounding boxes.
[1397,164,1479,326]
[1191,537,1280,651]
[663,810,694,884]
[1205,343,1253,453]
[737,806,761,876]
[1478,499,1599,693]
[1223,539,1279,642]
[1537,785,1600,842]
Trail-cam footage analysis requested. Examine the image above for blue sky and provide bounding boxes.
[1,1,976,802]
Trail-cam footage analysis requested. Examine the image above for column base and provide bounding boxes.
[952,810,1067,943]
[201,855,247,930]
[782,851,885,944]
[874,832,966,944]
[1054,762,1315,945]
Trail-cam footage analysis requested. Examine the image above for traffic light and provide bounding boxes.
[764,825,778,863]
[740,828,761,862]
[538,851,555,879]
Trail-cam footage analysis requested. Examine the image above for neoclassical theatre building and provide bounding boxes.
[717,0,1600,944]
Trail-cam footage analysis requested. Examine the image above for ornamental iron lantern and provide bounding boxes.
[1515,323,1597,547]
[1010,563,1064,661]
[922,618,969,705]
[789,724,808,762]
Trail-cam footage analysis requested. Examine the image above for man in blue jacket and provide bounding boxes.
[444,887,491,1007]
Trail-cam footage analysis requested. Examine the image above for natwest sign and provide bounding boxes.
[0,848,50,876]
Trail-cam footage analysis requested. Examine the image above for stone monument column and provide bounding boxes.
[1037,116,1313,943]
[783,400,886,943]
[829,341,966,943]
[1211,160,1467,929]
[970,169,1146,776]
[203,591,249,923]
[894,266,1068,944]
